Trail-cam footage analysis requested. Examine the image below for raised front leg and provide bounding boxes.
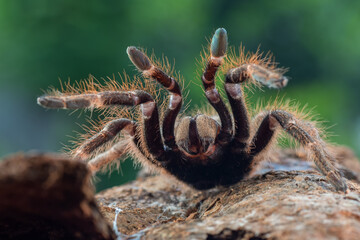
[127,47,183,151]
[37,90,165,160]
[224,51,288,152]
[202,28,233,146]
[224,73,250,152]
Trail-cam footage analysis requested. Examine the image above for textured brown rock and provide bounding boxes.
[97,146,360,240]
[0,147,359,239]
[0,153,115,240]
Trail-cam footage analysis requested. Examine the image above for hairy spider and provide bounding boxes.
[37,28,347,192]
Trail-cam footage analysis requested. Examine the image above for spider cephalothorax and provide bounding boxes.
[37,28,347,192]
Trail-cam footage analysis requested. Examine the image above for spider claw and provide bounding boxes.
[211,28,228,58]
[127,46,152,71]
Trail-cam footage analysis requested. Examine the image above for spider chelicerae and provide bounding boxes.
[37,28,347,192]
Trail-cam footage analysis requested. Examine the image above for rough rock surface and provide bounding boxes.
[1,147,360,239]
[96,146,360,240]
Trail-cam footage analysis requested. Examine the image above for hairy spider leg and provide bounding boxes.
[73,118,135,160]
[227,64,288,89]
[87,139,131,172]
[202,28,233,146]
[248,110,347,192]
[224,59,288,153]
[37,90,165,159]
[127,47,183,151]
[224,69,251,152]
[248,113,276,158]
[83,121,141,173]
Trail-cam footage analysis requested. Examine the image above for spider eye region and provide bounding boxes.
[175,115,220,156]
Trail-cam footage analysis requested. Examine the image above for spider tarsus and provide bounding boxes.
[126,46,152,71]
[227,64,289,89]
[249,64,289,89]
[211,28,228,58]
[37,96,64,109]
[37,95,99,109]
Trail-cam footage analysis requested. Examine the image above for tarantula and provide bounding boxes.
[37,28,347,192]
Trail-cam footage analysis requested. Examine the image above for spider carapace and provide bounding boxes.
[37,28,347,192]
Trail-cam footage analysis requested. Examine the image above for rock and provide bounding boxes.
[97,146,360,240]
[0,153,115,240]
[1,147,360,240]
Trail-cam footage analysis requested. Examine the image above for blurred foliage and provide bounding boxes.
[0,0,359,191]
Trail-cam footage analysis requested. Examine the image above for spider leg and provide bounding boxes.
[227,64,288,89]
[78,121,147,173]
[73,118,135,160]
[249,110,347,192]
[224,53,289,152]
[224,73,250,152]
[87,139,130,172]
[248,112,276,157]
[127,47,182,151]
[202,28,233,145]
[37,90,165,159]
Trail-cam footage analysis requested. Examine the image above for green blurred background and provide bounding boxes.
[1,0,359,191]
